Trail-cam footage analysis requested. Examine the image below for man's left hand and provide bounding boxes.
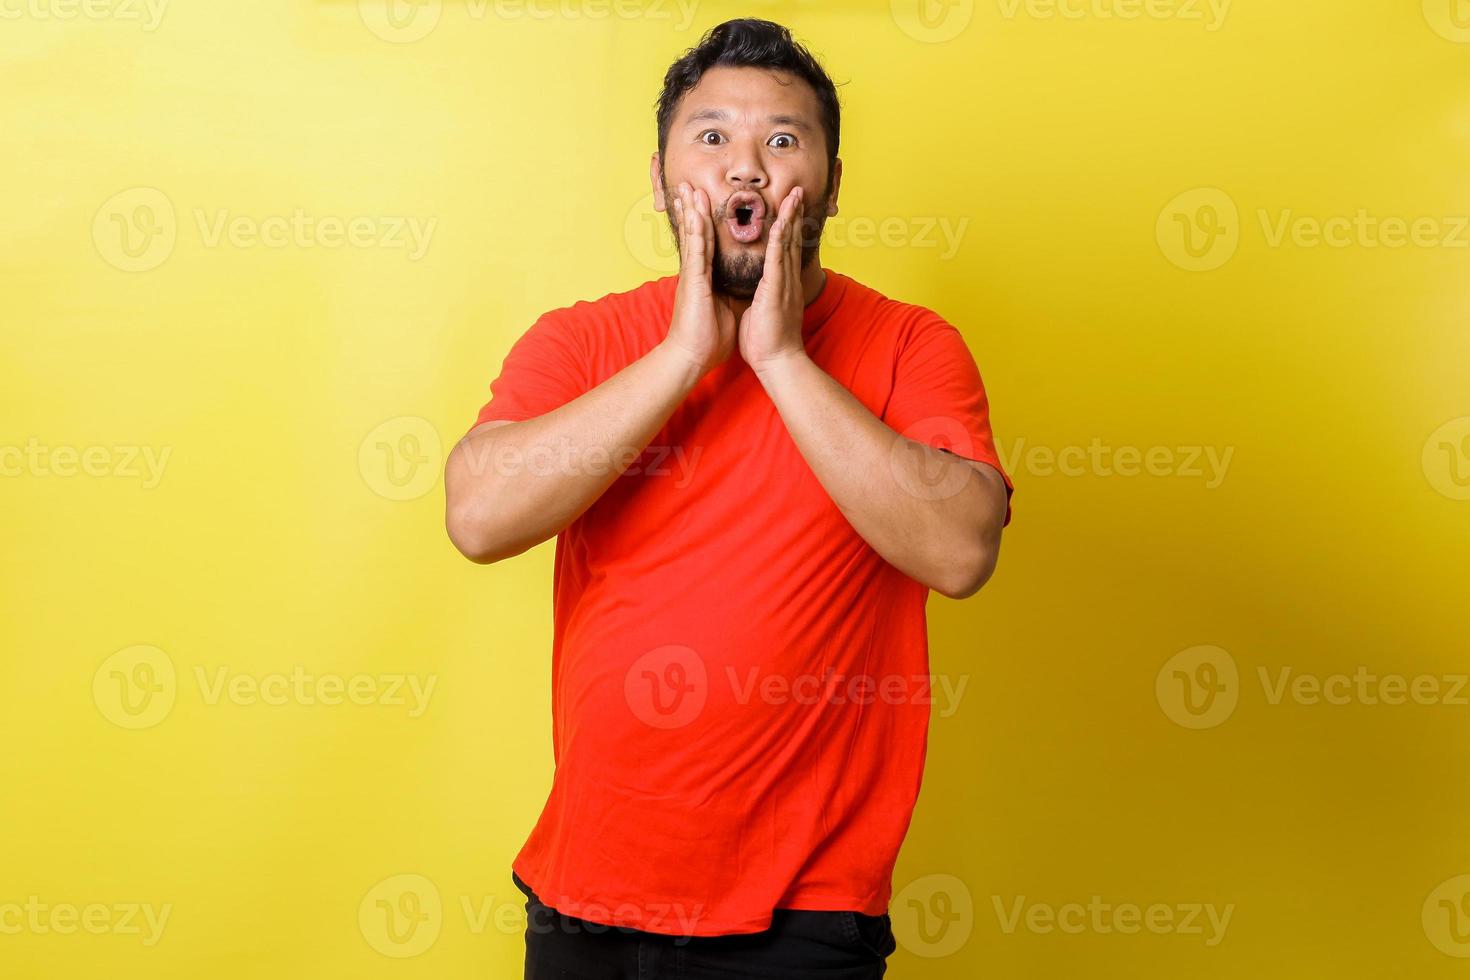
[738,185,809,373]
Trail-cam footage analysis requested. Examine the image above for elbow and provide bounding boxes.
[444,435,526,565]
[446,506,499,564]
[445,497,520,565]
[932,541,999,600]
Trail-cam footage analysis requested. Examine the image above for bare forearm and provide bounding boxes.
[754,352,1004,597]
[445,341,702,562]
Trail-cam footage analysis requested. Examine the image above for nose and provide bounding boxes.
[724,139,768,191]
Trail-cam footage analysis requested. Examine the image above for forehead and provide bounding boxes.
[673,65,821,127]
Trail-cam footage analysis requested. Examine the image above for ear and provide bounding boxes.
[826,157,842,217]
[650,153,666,212]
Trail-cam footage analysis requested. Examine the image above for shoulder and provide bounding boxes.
[536,275,674,327]
[528,276,674,352]
[516,276,673,374]
[837,273,963,350]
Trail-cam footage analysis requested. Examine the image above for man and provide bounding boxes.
[445,18,1014,978]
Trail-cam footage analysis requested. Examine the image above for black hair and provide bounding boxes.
[655,19,842,187]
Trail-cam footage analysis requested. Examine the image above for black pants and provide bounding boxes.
[514,870,895,979]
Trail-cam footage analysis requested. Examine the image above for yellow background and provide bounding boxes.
[3,0,1468,976]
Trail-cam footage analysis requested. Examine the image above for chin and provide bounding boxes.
[711,253,764,299]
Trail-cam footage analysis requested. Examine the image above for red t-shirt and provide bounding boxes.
[469,268,1014,937]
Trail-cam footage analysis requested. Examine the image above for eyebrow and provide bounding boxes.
[685,108,813,133]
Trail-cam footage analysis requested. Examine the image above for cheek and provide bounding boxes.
[778,167,825,201]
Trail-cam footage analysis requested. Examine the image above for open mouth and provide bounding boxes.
[725,193,767,244]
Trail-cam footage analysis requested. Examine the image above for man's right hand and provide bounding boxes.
[448,182,734,565]
[662,182,737,377]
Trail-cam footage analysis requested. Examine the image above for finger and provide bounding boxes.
[788,189,804,301]
[683,185,708,275]
[695,188,715,276]
[681,183,696,241]
[763,187,798,285]
[673,183,689,258]
[785,187,801,248]
[788,187,805,268]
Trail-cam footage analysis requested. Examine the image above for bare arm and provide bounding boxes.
[737,184,1008,599]
[445,344,703,563]
[755,352,1009,599]
[445,181,736,564]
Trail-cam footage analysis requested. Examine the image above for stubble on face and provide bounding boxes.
[661,174,827,300]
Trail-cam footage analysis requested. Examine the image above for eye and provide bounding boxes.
[768,133,797,149]
[699,130,724,146]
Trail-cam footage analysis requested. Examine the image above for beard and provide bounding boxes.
[662,178,828,300]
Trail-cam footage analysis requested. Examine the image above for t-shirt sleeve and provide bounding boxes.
[882,313,1015,528]
[468,309,591,436]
